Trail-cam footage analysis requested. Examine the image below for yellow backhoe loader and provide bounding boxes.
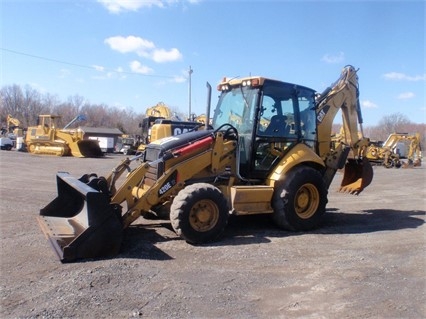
[26,114,103,157]
[366,132,422,168]
[38,65,373,262]
[403,133,422,167]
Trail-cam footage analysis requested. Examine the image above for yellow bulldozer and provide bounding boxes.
[25,114,103,157]
[38,65,373,262]
[366,132,422,168]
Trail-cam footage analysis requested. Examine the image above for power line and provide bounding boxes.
[0,47,177,79]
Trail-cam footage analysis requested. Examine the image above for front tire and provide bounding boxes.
[170,183,229,244]
[272,166,327,231]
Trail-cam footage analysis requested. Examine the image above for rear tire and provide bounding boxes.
[170,183,229,244]
[272,166,327,231]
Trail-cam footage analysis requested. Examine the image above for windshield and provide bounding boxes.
[212,86,259,132]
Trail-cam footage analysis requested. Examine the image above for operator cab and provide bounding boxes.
[212,77,317,179]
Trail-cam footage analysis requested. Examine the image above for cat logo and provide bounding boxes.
[317,105,330,123]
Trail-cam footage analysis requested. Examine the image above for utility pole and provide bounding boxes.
[188,65,193,120]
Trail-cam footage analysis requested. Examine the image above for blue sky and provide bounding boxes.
[1,0,425,125]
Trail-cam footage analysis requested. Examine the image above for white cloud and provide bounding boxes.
[321,52,345,64]
[97,0,165,13]
[397,92,415,99]
[91,64,126,80]
[105,35,182,63]
[129,60,154,74]
[383,72,426,81]
[97,0,196,13]
[361,100,378,108]
[92,65,105,72]
[152,48,182,63]
[105,36,155,56]
[171,75,186,83]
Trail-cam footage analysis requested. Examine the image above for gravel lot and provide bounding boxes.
[1,150,425,318]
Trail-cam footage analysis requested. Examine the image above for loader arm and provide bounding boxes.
[110,132,237,228]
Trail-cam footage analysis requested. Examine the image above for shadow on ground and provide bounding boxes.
[115,209,425,259]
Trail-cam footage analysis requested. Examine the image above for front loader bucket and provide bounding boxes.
[38,172,122,262]
[69,140,104,158]
[340,158,373,195]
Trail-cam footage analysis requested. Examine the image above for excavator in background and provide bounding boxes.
[37,65,373,262]
[145,102,173,119]
[5,115,24,138]
[25,114,103,157]
[366,139,401,168]
[402,133,422,167]
[366,132,422,168]
[0,115,24,150]
[137,102,202,154]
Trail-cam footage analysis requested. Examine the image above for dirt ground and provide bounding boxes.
[0,150,425,319]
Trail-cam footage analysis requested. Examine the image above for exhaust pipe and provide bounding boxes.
[205,82,212,130]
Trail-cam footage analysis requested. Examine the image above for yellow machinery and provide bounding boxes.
[366,132,422,168]
[25,115,103,157]
[6,115,23,138]
[137,102,202,153]
[145,102,173,119]
[1,115,24,149]
[137,102,173,151]
[403,133,422,167]
[38,65,373,262]
[194,114,208,124]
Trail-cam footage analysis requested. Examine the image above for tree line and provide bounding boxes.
[1,84,425,146]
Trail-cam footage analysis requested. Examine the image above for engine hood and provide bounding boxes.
[145,129,215,161]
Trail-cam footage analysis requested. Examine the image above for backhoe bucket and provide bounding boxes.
[38,172,122,262]
[69,140,104,158]
[340,158,373,195]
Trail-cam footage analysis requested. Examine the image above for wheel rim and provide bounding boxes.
[294,183,319,219]
[189,199,219,232]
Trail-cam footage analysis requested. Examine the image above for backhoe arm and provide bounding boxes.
[316,65,373,194]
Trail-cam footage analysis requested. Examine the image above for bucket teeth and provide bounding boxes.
[339,183,362,195]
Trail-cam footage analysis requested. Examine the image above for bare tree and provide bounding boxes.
[23,85,49,126]
[375,113,411,140]
[81,103,111,127]
[0,84,25,124]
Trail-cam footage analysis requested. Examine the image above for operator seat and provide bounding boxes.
[264,115,289,136]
